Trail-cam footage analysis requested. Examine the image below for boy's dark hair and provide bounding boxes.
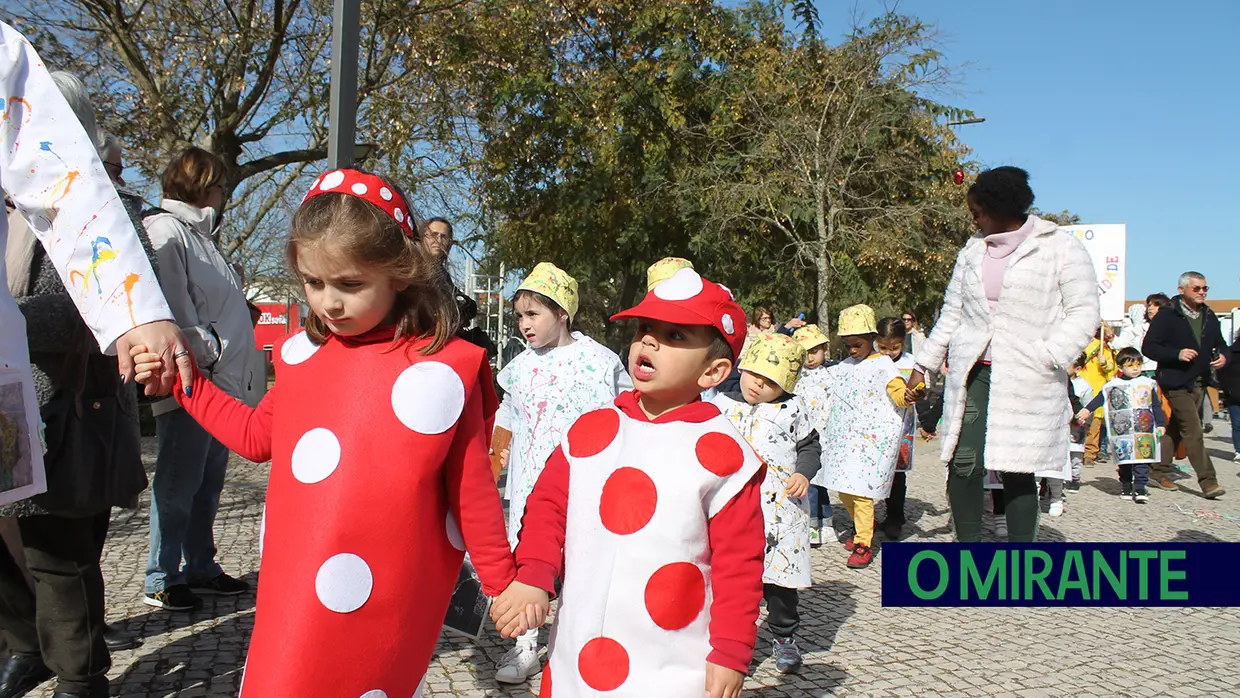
[706,326,734,363]
[1071,353,1087,370]
[1116,347,1144,367]
[967,166,1035,222]
[1146,293,1172,309]
[876,316,907,341]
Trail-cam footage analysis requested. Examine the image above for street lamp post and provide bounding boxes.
[328,0,361,169]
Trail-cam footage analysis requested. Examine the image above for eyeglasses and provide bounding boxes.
[1190,285,1209,293]
[902,316,914,322]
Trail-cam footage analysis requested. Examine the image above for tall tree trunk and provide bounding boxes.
[815,188,831,333]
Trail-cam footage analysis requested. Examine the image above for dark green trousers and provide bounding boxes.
[947,364,1039,542]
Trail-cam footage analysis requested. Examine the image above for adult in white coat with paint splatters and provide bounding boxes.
[0,22,192,698]
[907,167,1099,543]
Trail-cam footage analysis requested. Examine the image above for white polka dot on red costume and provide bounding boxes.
[315,553,373,613]
[567,409,620,458]
[359,691,386,698]
[379,187,393,201]
[445,512,465,551]
[320,171,346,191]
[721,313,735,335]
[291,428,341,484]
[644,562,706,630]
[652,268,703,301]
[599,467,657,535]
[695,432,745,476]
[578,637,629,691]
[351,182,369,195]
[281,331,321,365]
[394,208,404,223]
[413,674,427,697]
[391,362,465,434]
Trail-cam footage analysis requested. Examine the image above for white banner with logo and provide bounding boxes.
[1059,224,1126,323]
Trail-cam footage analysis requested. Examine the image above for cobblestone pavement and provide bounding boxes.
[24,423,1240,697]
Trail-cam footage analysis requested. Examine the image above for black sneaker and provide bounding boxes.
[1120,482,1133,497]
[189,573,250,596]
[1067,479,1081,493]
[880,518,904,540]
[143,584,202,611]
[1133,488,1149,503]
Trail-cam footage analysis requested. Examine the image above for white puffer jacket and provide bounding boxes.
[144,199,260,413]
[915,216,1100,473]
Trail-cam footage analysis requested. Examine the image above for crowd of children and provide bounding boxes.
[124,165,1183,696]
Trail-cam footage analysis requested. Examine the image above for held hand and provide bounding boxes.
[705,662,745,698]
[1075,409,1090,424]
[906,383,926,402]
[1210,353,1227,370]
[491,581,550,639]
[116,321,195,397]
[500,448,510,470]
[784,473,809,498]
[1179,348,1198,363]
[919,429,936,442]
[906,369,925,393]
[1156,426,1167,439]
[127,345,168,387]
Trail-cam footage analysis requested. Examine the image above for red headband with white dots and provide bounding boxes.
[302,169,415,237]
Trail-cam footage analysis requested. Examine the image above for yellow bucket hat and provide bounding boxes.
[739,332,805,393]
[516,262,579,319]
[792,324,829,353]
[838,304,877,337]
[647,257,695,290]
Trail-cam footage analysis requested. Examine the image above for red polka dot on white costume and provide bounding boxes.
[379,187,393,201]
[695,432,745,476]
[652,268,704,301]
[644,562,706,630]
[567,409,619,458]
[445,511,465,551]
[319,170,346,191]
[390,362,466,434]
[577,636,629,691]
[280,331,321,366]
[315,553,373,613]
[291,428,341,484]
[599,467,657,535]
[351,182,369,195]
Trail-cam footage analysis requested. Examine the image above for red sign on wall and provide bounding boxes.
[254,303,302,350]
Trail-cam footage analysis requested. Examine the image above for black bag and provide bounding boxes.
[31,325,148,516]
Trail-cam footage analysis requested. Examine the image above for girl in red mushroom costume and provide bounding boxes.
[131,169,519,697]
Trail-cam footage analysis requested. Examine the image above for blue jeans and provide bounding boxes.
[808,485,832,528]
[145,409,228,593]
[1230,404,1240,454]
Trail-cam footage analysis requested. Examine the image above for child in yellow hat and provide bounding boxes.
[493,262,631,684]
[711,332,820,674]
[811,305,921,569]
[791,324,835,547]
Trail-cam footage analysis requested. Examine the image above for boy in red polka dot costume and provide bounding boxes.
[492,267,767,698]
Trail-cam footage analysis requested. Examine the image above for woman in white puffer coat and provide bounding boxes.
[907,167,1099,542]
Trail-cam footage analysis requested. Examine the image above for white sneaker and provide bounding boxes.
[994,520,1008,539]
[495,642,542,684]
[1232,453,1240,463]
[1048,500,1064,517]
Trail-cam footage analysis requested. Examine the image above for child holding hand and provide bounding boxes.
[712,332,820,675]
[491,267,766,698]
[130,169,523,698]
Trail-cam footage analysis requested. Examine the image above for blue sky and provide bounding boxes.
[815,0,1240,301]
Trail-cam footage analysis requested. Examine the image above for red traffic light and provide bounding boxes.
[953,169,965,185]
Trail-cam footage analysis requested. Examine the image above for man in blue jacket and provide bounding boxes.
[1142,271,1228,498]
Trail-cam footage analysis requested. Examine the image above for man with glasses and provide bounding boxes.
[422,217,496,360]
[1142,272,1228,498]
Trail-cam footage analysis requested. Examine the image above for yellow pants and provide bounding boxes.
[838,492,875,547]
